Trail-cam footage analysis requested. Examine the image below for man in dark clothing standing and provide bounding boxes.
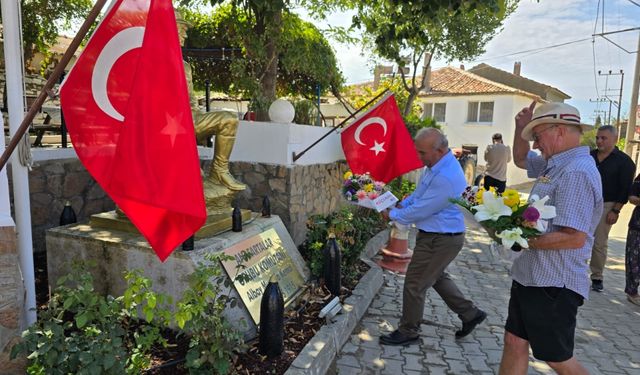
[589,125,636,292]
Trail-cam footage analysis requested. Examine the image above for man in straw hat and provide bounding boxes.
[500,102,602,374]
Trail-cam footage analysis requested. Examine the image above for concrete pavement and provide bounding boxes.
[335,203,640,374]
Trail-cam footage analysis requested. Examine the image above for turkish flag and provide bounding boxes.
[60,0,206,261]
[340,94,423,183]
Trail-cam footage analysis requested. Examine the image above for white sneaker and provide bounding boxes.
[627,294,640,306]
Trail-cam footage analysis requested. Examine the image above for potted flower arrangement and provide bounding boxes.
[452,186,556,253]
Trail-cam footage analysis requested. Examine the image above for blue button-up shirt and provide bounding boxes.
[389,151,466,233]
[512,146,603,299]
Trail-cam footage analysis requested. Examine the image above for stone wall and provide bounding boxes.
[17,158,346,253]
[0,226,26,374]
[228,161,349,245]
[12,159,116,254]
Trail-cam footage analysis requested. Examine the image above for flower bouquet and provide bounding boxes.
[341,171,397,212]
[451,186,556,255]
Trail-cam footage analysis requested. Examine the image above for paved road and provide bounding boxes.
[336,202,640,374]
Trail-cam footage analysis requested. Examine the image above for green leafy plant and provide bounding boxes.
[11,262,171,374]
[177,253,245,375]
[12,256,244,375]
[300,206,386,283]
[293,98,319,125]
[387,178,417,201]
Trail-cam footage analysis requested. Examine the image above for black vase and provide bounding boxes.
[261,196,271,218]
[59,201,77,225]
[259,278,284,358]
[323,234,342,296]
[232,205,242,232]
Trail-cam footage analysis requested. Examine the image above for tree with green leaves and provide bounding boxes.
[348,0,518,116]
[0,0,93,72]
[180,0,289,119]
[182,6,343,103]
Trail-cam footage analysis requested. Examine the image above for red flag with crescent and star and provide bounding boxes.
[59,0,206,261]
[340,94,423,183]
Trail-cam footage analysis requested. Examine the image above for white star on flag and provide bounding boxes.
[160,111,187,146]
[370,140,386,155]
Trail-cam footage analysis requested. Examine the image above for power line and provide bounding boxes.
[472,37,593,62]
[627,0,640,8]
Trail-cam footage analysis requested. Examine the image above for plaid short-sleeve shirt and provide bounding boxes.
[512,146,603,299]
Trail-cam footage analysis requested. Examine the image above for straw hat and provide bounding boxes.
[521,102,592,141]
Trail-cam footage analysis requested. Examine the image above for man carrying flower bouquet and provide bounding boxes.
[379,128,487,346]
[502,102,603,375]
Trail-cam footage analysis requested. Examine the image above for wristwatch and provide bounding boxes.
[611,208,620,215]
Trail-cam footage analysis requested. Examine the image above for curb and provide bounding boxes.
[284,229,389,375]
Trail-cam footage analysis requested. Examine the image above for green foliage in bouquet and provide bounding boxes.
[300,206,386,283]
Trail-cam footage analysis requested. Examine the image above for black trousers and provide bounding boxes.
[484,175,506,193]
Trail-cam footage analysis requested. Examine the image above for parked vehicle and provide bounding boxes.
[451,144,479,186]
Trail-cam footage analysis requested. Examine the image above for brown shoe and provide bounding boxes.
[627,294,640,306]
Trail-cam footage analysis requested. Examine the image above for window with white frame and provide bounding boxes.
[423,102,446,122]
[467,101,494,123]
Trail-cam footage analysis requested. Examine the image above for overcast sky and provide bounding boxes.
[295,0,640,123]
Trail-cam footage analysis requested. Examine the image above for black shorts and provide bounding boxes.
[505,281,584,362]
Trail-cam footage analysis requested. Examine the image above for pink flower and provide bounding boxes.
[356,190,367,200]
[523,206,540,222]
[368,192,379,200]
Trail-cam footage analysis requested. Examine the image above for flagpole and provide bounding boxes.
[292,88,390,162]
[0,0,109,172]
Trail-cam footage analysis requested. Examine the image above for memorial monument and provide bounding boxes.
[46,8,310,339]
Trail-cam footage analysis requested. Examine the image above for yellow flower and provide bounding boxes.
[364,183,374,192]
[475,187,486,204]
[343,171,353,180]
[502,189,520,208]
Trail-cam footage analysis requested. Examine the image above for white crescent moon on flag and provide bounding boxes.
[354,117,387,146]
[91,26,145,122]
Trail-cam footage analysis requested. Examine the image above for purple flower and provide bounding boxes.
[523,206,540,222]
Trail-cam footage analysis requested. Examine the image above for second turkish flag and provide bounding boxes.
[340,94,423,183]
[60,0,206,261]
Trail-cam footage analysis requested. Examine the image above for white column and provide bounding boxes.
[1,0,36,326]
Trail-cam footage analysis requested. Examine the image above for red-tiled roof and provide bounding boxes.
[420,66,540,100]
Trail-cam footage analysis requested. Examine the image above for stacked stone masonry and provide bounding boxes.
[11,158,347,254]
[0,226,26,374]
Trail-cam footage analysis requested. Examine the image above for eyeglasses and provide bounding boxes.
[532,125,558,143]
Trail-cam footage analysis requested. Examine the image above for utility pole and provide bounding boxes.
[589,98,609,125]
[624,33,640,156]
[598,70,624,131]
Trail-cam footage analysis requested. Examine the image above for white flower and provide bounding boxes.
[528,195,556,231]
[472,191,513,221]
[497,227,529,249]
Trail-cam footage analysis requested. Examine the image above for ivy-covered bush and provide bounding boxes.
[12,254,243,375]
[299,205,387,283]
[387,178,417,202]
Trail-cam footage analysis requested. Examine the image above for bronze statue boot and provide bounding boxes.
[211,135,246,191]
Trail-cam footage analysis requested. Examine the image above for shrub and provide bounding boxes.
[12,254,243,374]
[387,178,417,201]
[300,205,386,283]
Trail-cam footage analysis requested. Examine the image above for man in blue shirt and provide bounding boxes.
[379,128,487,346]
